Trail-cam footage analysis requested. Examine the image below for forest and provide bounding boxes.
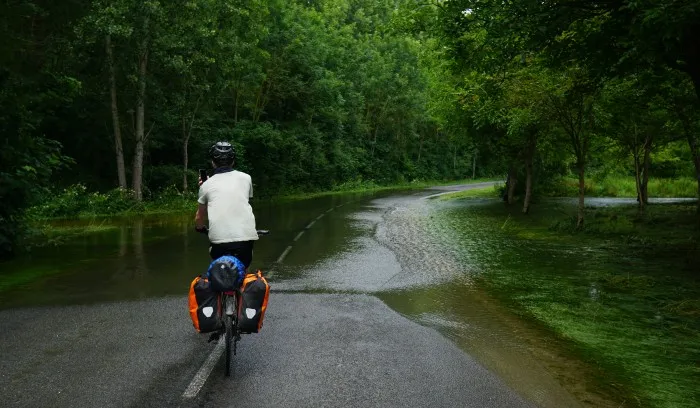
[2,0,699,258]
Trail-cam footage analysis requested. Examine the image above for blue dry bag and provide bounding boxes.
[206,255,246,292]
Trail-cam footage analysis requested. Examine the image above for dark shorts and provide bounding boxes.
[209,241,254,268]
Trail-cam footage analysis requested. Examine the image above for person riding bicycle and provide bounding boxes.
[195,141,258,269]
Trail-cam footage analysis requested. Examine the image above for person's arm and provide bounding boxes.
[195,203,208,230]
[195,182,208,230]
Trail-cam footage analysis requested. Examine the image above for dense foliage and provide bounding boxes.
[3,0,700,257]
[1,0,479,256]
[413,0,700,226]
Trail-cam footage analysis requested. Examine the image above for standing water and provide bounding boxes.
[1,188,697,408]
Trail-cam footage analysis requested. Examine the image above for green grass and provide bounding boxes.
[546,176,697,198]
[437,184,503,200]
[270,178,499,202]
[22,179,497,250]
[27,178,499,220]
[434,201,700,408]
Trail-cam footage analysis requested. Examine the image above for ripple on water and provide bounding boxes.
[276,195,477,293]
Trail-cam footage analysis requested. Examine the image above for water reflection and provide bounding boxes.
[0,191,384,308]
[119,225,127,257]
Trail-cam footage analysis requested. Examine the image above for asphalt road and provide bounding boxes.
[0,293,533,408]
[0,182,537,408]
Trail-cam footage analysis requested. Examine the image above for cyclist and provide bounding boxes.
[195,141,258,270]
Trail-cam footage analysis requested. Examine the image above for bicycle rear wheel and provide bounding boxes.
[224,313,233,377]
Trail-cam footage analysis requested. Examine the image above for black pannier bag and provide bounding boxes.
[207,256,245,292]
[188,276,221,333]
[237,270,270,334]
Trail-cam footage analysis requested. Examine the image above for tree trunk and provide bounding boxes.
[577,160,585,229]
[633,150,645,215]
[371,124,379,157]
[472,149,477,179]
[132,17,149,202]
[687,62,700,103]
[522,131,537,214]
[453,145,457,173]
[370,98,391,158]
[522,159,533,214]
[182,97,200,193]
[507,166,517,205]
[182,117,189,193]
[106,34,127,189]
[641,140,651,205]
[687,132,700,212]
[233,88,239,124]
[678,106,700,213]
[417,133,424,162]
[522,147,535,214]
[253,81,264,123]
[253,77,271,123]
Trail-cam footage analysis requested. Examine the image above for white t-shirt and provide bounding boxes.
[197,170,259,243]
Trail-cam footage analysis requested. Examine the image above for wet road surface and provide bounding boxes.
[0,293,531,408]
[0,182,588,407]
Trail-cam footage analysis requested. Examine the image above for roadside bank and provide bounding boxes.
[433,190,700,408]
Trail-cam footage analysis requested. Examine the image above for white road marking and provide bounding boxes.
[305,220,316,229]
[325,208,334,213]
[276,246,293,263]
[293,231,305,242]
[315,213,324,221]
[182,340,224,399]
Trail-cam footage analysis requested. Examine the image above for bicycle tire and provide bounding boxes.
[224,313,233,377]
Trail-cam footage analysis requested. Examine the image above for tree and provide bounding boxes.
[0,0,79,256]
[501,65,552,213]
[599,72,680,213]
[663,73,700,209]
[130,1,157,202]
[545,67,599,228]
[77,0,134,190]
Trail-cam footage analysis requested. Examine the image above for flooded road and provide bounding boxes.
[0,193,367,308]
[273,187,614,408]
[2,184,692,407]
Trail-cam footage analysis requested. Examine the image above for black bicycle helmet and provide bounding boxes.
[209,141,235,166]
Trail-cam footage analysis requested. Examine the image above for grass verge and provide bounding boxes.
[269,178,499,202]
[436,184,502,200]
[545,176,697,198]
[434,200,700,408]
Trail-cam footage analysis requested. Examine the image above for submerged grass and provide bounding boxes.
[22,219,121,251]
[0,265,62,293]
[433,200,700,408]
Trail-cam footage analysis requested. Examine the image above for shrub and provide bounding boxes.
[25,184,139,219]
[145,165,198,195]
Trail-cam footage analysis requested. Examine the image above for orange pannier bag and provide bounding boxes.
[237,270,270,333]
[188,275,221,333]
